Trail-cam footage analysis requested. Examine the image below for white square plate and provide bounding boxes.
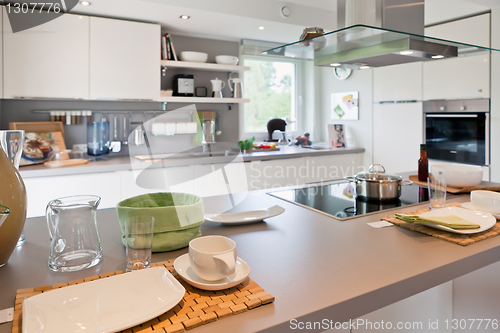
[22,267,185,333]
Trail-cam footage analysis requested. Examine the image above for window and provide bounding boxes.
[243,57,297,133]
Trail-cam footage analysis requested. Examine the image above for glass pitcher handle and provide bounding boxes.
[45,204,55,240]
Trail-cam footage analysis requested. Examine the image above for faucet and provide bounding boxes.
[202,142,212,153]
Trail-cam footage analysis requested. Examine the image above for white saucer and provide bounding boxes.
[462,202,500,220]
[173,254,250,290]
[204,205,285,224]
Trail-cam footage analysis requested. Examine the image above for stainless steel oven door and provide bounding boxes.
[424,113,489,166]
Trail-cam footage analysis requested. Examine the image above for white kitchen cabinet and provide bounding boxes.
[23,172,121,218]
[250,157,306,190]
[119,166,195,201]
[423,54,490,100]
[425,13,490,48]
[305,154,363,183]
[193,161,250,214]
[90,17,159,100]
[423,14,490,101]
[453,261,500,326]
[373,63,422,102]
[373,102,423,174]
[3,12,89,99]
[356,282,452,333]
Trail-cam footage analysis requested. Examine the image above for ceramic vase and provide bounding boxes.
[0,145,27,267]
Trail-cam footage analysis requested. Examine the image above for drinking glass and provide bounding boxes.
[124,216,155,272]
[427,176,447,210]
[278,131,288,150]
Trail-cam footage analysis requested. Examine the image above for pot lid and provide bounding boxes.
[355,164,403,182]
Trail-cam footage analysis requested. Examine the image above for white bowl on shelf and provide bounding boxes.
[215,55,239,65]
[431,164,483,187]
[179,51,208,63]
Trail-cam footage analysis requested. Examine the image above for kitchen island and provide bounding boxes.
[1,189,500,333]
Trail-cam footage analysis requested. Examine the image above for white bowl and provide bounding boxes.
[215,55,239,65]
[471,190,500,214]
[179,51,208,63]
[431,164,483,187]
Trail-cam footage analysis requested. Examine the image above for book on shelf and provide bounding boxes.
[168,34,178,61]
[162,34,177,61]
[161,36,167,60]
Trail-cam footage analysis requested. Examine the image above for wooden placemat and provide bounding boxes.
[382,202,500,246]
[12,258,274,333]
[409,175,500,194]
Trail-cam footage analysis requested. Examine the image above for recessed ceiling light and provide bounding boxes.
[432,55,444,59]
[79,1,91,5]
[399,51,413,55]
[258,26,265,30]
[180,15,190,20]
[360,65,370,69]
[330,63,341,67]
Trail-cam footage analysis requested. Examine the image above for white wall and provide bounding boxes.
[317,67,373,169]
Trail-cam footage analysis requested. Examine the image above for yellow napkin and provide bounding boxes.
[395,214,480,230]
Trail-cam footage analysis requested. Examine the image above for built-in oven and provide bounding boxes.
[423,99,489,166]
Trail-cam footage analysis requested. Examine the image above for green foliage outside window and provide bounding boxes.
[243,59,295,132]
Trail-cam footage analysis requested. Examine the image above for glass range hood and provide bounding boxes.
[263,24,500,70]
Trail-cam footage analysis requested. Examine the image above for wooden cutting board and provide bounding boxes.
[409,175,500,194]
[44,159,88,168]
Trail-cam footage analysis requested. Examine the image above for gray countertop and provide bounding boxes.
[19,146,365,178]
[1,188,500,333]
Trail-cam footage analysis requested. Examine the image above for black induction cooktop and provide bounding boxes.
[268,180,435,220]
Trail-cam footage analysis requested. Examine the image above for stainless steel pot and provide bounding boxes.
[345,164,413,201]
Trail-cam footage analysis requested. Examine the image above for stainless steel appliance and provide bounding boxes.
[173,74,194,96]
[268,180,433,221]
[423,99,489,166]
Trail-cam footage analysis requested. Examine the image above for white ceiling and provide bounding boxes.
[71,0,337,43]
[70,0,500,43]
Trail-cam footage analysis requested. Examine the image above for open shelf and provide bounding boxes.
[160,60,250,72]
[157,95,249,103]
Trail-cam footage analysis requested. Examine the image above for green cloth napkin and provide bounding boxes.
[395,214,480,230]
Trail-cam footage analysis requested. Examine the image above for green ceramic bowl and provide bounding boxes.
[116,192,204,252]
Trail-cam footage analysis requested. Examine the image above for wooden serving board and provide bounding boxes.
[44,159,88,168]
[409,175,500,194]
[247,147,280,153]
[382,202,500,246]
[12,258,274,333]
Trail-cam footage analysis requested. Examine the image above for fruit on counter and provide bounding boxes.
[237,137,255,151]
[254,143,277,149]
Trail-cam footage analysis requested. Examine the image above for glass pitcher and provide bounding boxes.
[46,195,102,272]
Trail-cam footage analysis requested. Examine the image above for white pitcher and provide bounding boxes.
[210,77,225,98]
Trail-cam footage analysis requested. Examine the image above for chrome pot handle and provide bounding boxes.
[369,164,386,174]
[402,180,414,186]
[344,176,356,181]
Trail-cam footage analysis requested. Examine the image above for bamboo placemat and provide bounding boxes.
[382,202,500,246]
[409,175,500,194]
[12,258,274,333]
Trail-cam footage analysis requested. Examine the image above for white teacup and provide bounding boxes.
[188,235,237,281]
[471,190,500,214]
